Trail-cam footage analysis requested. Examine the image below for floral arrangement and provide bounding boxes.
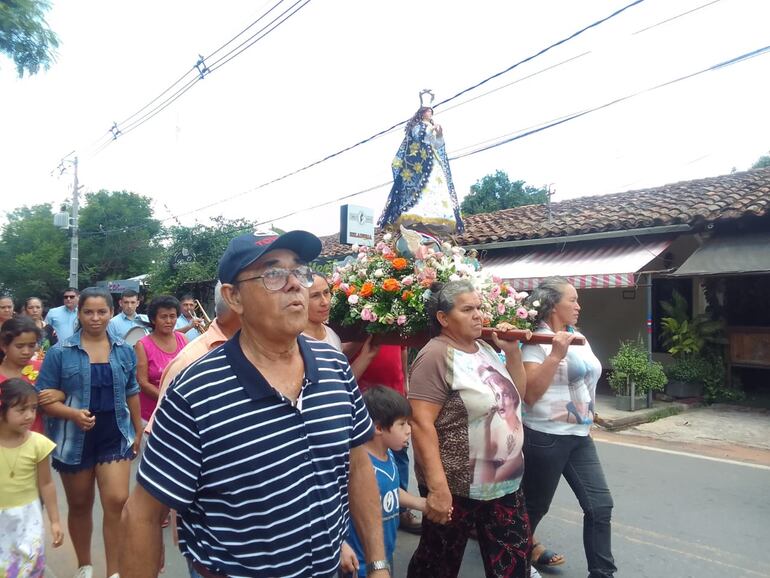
[329,233,536,340]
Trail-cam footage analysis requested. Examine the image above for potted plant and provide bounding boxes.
[659,290,726,398]
[608,341,668,411]
[664,355,708,398]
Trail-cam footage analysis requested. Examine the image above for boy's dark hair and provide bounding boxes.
[362,385,411,429]
[0,377,37,417]
[121,289,140,299]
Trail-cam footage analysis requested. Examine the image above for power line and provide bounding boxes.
[78,0,730,238]
[72,0,309,159]
[203,0,288,61]
[195,43,770,239]
[206,0,312,73]
[433,0,645,110]
[449,44,770,161]
[162,0,648,220]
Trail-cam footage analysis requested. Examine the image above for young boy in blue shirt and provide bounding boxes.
[340,386,426,577]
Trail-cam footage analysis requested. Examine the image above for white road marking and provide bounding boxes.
[594,437,770,471]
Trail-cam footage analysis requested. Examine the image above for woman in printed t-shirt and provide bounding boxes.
[521,277,616,578]
[407,279,531,578]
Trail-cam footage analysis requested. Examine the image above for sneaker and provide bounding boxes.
[530,567,542,578]
[74,566,93,578]
[399,510,422,534]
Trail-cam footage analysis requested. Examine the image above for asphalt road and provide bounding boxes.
[45,436,770,578]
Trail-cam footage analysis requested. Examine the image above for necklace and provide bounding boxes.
[0,444,22,478]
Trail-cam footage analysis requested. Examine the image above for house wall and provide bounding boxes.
[575,287,648,367]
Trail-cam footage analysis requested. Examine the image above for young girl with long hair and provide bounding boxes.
[1,317,64,433]
[0,378,64,577]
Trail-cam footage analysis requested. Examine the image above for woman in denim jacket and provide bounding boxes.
[37,287,142,578]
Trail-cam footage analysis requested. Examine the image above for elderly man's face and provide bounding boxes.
[225,248,309,338]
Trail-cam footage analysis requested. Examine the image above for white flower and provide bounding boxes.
[383,232,393,242]
[449,273,461,281]
[351,244,359,252]
[532,300,540,308]
[374,268,384,278]
[348,294,359,305]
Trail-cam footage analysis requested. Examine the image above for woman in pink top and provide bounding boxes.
[134,296,187,423]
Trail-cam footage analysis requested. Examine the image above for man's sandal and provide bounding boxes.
[531,543,566,567]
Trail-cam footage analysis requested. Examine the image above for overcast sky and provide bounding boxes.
[2,0,769,237]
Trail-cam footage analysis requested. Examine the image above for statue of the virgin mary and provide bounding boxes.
[378,90,464,241]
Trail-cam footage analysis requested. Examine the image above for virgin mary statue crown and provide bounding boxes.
[419,89,435,109]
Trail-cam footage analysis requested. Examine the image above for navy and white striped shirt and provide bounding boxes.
[137,333,373,578]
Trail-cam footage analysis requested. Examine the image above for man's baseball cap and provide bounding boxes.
[218,230,322,284]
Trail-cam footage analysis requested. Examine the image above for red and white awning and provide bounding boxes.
[481,238,672,290]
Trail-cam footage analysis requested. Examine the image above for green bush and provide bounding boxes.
[666,356,710,384]
[609,341,668,396]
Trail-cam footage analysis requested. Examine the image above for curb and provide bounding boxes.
[595,399,701,431]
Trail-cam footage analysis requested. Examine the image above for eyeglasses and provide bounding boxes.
[234,265,314,291]
[63,295,77,300]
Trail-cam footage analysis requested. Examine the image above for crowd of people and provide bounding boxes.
[0,229,615,578]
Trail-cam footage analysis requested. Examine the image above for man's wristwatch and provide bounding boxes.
[365,560,390,575]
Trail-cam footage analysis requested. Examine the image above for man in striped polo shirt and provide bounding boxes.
[120,230,390,578]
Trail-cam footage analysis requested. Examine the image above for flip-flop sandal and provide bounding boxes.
[531,543,566,567]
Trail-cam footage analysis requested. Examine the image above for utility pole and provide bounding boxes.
[69,156,80,289]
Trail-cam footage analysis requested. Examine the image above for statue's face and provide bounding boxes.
[422,108,433,121]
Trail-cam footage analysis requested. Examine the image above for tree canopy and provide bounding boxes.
[0,190,161,305]
[148,217,257,295]
[751,152,770,170]
[461,170,549,216]
[0,203,69,303]
[0,0,59,77]
[78,190,162,288]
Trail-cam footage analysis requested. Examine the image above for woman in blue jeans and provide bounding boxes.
[521,277,616,578]
[37,287,142,578]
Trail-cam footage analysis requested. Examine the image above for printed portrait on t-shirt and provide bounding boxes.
[547,349,596,425]
[451,350,525,500]
[469,365,525,489]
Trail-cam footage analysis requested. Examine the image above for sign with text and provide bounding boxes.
[340,204,375,247]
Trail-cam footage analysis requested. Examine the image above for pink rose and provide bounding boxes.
[401,275,414,286]
[497,303,506,315]
[397,315,407,326]
[348,294,360,305]
[516,307,529,319]
[361,307,373,321]
[339,283,349,292]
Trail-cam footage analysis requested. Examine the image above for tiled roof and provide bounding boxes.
[319,167,770,257]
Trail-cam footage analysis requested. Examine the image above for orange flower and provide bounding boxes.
[382,278,400,292]
[359,282,375,298]
[401,290,413,301]
[391,257,408,270]
[345,285,358,297]
[383,253,396,261]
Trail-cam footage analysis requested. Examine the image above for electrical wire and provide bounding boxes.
[449,44,770,161]
[203,0,288,61]
[206,0,313,73]
[432,0,645,110]
[77,0,736,238]
[81,0,311,155]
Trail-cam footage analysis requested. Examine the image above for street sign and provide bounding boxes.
[340,204,374,247]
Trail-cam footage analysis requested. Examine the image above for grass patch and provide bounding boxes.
[647,406,682,422]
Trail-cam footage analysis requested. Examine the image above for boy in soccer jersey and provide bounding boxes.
[341,386,427,577]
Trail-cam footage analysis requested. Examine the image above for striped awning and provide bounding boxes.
[481,238,672,290]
